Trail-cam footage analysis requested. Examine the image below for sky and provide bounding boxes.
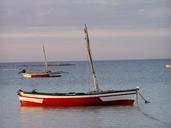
[0,0,171,62]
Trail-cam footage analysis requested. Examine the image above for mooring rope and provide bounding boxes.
[138,92,150,104]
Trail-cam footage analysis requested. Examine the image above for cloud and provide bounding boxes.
[84,0,120,6]
[0,27,170,38]
[148,7,171,18]
[92,29,171,38]
[137,9,145,15]
[0,0,170,29]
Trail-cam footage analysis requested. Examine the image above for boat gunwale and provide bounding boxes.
[22,72,63,77]
[22,72,62,75]
[18,88,138,97]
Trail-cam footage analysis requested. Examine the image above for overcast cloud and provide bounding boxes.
[0,0,171,62]
[1,0,171,29]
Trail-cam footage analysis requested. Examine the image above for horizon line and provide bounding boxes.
[0,58,171,64]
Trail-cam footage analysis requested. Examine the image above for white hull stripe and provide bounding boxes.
[100,94,135,101]
[19,91,136,99]
[19,96,43,103]
[22,73,32,78]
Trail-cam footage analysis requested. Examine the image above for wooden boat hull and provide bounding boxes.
[22,72,62,78]
[18,88,138,107]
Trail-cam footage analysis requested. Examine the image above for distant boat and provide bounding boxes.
[17,25,139,107]
[21,70,63,78]
[20,45,63,78]
[165,64,171,68]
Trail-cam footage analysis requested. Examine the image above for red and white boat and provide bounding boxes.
[18,25,139,107]
[18,88,139,106]
[21,71,63,78]
[20,45,63,78]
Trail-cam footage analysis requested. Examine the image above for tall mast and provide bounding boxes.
[42,44,48,72]
[84,24,100,92]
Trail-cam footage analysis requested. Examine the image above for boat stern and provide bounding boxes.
[22,73,32,78]
[17,90,44,106]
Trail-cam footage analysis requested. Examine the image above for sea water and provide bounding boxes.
[0,59,171,128]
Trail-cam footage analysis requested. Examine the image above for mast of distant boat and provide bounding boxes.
[84,24,100,92]
[42,44,48,72]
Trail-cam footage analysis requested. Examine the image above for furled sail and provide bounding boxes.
[42,44,48,72]
[84,24,100,92]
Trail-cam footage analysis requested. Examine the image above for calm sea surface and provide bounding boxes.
[0,59,171,128]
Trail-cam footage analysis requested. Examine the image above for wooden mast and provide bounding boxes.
[84,24,100,92]
[42,44,48,72]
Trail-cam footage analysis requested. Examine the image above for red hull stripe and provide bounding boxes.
[31,74,49,78]
[23,74,61,78]
[20,98,134,107]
